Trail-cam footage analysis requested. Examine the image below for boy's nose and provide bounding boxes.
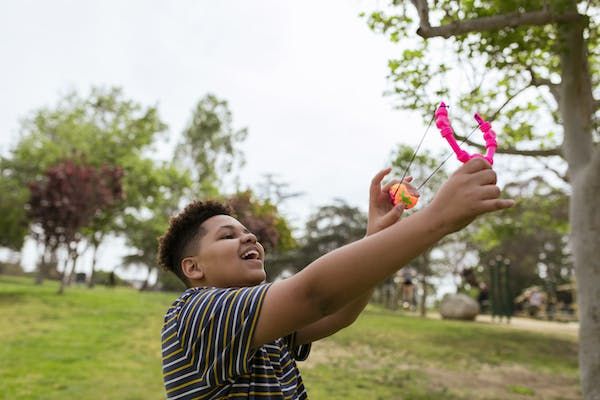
[241,232,257,243]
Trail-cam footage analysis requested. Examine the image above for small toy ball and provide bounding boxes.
[388,183,418,209]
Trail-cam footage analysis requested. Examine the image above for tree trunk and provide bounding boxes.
[419,275,427,317]
[57,255,71,295]
[557,14,599,400]
[88,243,99,288]
[419,250,432,317]
[35,245,58,284]
[571,154,600,400]
[35,245,48,285]
[139,266,152,291]
[67,250,80,285]
[88,233,104,288]
[58,245,79,294]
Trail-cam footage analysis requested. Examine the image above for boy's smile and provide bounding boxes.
[240,245,263,268]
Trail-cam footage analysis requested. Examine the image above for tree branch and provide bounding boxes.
[535,158,569,183]
[547,165,569,182]
[454,133,562,157]
[528,67,561,103]
[415,9,583,39]
[404,4,576,160]
[410,0,431,31]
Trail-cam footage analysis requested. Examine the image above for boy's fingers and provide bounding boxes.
[382,179,402,193]
[480,198,515,213]
[479,185,501,200]
[471,169,497,185]
[382,178,420,197]
[459,158,492,175]
[373,167,392,183]
[380,204,405,226]
[371,167,392,196]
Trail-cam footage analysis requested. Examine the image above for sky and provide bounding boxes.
[0,0,464,283]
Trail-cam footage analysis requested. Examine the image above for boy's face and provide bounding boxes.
[193,214,266,287]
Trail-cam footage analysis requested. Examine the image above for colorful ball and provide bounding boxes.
[388,183,418,209]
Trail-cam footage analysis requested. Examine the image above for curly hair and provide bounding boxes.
[157,200,232,286]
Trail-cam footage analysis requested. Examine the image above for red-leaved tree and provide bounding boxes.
[28,160,123,293]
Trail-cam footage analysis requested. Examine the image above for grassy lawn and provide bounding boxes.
[300,308,580,399]
[0,275,580,399]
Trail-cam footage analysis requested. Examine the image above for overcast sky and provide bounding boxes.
[0,0,459,277]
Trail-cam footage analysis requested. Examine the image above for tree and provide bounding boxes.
[366,2,599,395]
[27,160,123,293]
[469,178,571,307]
[6,87,168,282]
[10,87,165,181]
[0,159,29,251]
[82,210,116,288]
[175,94,248,194]
[120,164,191,291]
[122,214,170,291]
[256,173,304,206]
[286,200,367,280]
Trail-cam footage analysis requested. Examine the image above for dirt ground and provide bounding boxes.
[302,315,581,399]
[303,338,581,400]
[424,363,580,400]
[431,312,579,338]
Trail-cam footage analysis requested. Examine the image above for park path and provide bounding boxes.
[424,312,579,338]
[476,314,579,338]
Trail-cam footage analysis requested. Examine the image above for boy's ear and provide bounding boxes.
[181,257,204,281]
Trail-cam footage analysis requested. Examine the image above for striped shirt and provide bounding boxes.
[162,284,311,399]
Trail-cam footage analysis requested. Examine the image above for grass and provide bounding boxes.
[300,307,579,399]
[0,275,580,399]
[0,275,175,399]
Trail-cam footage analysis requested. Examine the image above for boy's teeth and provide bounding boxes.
[242,250,258,259]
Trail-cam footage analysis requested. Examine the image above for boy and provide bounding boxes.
[158,159,513,399]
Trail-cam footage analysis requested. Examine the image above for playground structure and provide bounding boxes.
[488,259,513,322]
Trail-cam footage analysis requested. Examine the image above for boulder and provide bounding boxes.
[439,293,480,321]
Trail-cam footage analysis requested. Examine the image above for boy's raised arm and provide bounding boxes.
[251,158,514,349]
[280,168,415,345]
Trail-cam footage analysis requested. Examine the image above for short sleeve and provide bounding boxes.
[284,331,312,362]
[166,284,271,386]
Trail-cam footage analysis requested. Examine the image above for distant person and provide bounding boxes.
[400,266,416,310]
[477,282,490,313]
[380,275,397,309]
[528,289,544,317]
[157,159,513,399]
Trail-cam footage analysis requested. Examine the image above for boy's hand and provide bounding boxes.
[428,158,514,234]
[366,167,419,236]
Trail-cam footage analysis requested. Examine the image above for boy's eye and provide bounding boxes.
[221,234,235,240]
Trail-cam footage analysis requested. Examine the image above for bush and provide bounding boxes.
[93,270,127,287]
[0,262,25,276]
[156,270,186,292]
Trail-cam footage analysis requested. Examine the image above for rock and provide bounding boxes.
[439,294,480,321]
